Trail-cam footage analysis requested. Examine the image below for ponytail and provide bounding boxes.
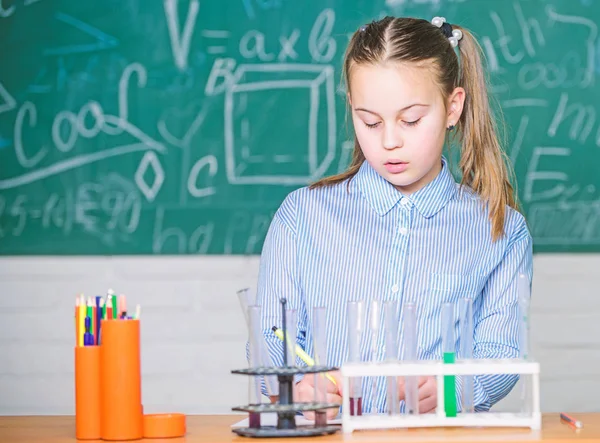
[454,26,519,240]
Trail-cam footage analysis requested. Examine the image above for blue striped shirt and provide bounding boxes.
[255,157,533,413]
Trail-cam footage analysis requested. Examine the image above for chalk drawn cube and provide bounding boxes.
[224,64,336,185]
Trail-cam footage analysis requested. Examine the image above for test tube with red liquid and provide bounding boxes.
[347,300,365,416]
[313,306,328,426]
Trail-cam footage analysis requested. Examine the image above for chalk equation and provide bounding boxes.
[0,173,141,245]
[0,0,598,253]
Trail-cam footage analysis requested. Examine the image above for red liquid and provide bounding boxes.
[249,412,261,428]
[349,397,362,416]
[315,411,327,427]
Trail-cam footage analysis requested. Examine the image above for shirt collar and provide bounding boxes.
[354,156,457,218]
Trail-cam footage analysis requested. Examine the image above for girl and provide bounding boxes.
[254,15,533,417]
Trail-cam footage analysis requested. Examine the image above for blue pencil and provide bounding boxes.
[95,296,102,345]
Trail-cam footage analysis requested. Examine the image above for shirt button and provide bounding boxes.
[399,227,408,235]
[391,284,399,293]
[400,198,410,206]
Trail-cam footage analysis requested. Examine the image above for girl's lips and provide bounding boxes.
[384,161,408,174]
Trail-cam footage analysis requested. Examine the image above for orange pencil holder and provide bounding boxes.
[100,319,143,441]
[75,345,102,440]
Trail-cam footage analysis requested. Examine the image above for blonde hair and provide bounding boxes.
[310,16,518,240]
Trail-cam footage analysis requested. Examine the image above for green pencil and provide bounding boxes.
[109,289,117,319]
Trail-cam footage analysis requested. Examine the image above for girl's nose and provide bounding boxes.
[383,124,403,150]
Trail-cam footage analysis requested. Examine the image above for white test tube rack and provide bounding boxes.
[341,358,541,433]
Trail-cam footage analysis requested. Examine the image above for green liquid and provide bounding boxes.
[443,352,457,417]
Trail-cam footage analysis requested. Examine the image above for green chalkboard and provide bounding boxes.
[0,0,599,254]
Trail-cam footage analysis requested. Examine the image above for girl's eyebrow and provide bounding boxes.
[354,103,429,116]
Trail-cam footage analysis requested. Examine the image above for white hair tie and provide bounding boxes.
[431,16,463,48]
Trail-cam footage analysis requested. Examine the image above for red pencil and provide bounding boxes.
[119,294,127,318]
[560,413,583,429]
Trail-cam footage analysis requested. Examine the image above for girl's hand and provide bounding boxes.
[294,371,343,420]
[398,376,438,413]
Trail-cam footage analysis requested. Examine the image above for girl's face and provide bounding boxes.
[349,62,464,195]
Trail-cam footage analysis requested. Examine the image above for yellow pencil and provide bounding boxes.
[78,294,85,347]
[271,326,338,387]
[75,297,80,346]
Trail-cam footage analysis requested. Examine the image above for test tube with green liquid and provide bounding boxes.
[442,302,457,417]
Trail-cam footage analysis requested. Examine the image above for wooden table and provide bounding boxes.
[0,414,598,442]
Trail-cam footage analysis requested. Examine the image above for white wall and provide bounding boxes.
[0,255,598,415]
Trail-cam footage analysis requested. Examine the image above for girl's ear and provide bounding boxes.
[347,92,353,106]
[446,87,466,128]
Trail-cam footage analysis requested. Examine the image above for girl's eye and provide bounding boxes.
[404,118,421,127]
[363,118,421,129]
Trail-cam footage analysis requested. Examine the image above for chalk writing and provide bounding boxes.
[1,0,599,253]
[164,0,200,71]
[0,83,16,114]
[308,9,336,63]
[0,0,43,19]
[152,207,214,254]
[5,63,165,191]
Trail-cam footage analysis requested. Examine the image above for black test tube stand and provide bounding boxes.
[231,298,341,438]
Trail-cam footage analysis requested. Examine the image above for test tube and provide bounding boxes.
[276,299,297,430]
[237,288,256,325]
[368,300,381,414]
[283,307,297,367]
[518,273,532,414]
[403,302,419,415]
[458,298,474,413]
[347,300,365,416]
[518,273,531,360]
[236,289,278,397]
[442,303,457,417]
[384,300,399,415]
[313,306,328,426]
[247,305,263,428]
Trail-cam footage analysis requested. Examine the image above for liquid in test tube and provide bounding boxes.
[403,302,419,415]
[347,301,365,416]
[458,298,474,413]
[248,305,263,428]
[384,300,400,415]
[442,303,457,417]
[313,306,328,426]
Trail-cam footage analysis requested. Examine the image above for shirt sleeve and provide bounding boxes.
[248,193,308,396]
[456,217,533,412]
